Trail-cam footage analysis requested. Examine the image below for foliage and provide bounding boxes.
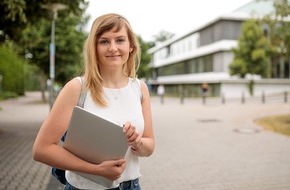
[0,91,19,100]
[273,0,290,56]
[152,30,175,44]
[0,0,88,43]
[25,63,41,91]
[230,0,290,80]
[137,36,154,80]
[0,43,26,96]
[18,3,89,88]
[229,19,271,78]
[263,0,290,60]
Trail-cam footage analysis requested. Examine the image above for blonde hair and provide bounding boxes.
[83,13,141,107]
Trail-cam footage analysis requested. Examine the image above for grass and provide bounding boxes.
[255,114,290,137]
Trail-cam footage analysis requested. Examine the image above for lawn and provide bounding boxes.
[255,114,290,137]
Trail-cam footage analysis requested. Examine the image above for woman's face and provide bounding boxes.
[96,26,133,70]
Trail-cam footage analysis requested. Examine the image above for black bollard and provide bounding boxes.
[262,91,265,104]
[241,92,245,104]
[221,93,226,104]
[180,93,184,104]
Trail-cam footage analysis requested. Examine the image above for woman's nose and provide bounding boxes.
[109,42,117,52]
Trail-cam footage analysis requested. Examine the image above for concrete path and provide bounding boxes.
[0,92,290,190]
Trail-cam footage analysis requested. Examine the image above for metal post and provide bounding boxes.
[42,3,67,110]
[180,93,184,104]
[0,74,2,95]
[262,91,265,104]
[49,17,56,110]
[221,93,225,104]
[179,85,184,104]
[288,58,290,79]
[241,92,245,104]
[202,95,206,105]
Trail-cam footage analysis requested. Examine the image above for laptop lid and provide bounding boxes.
[63,106,129,187]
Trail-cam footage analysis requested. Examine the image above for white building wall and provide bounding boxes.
[213,52,234,72]
[221,79,290,98]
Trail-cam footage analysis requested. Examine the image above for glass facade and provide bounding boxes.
[156,55,214,77]
[158,83,221,98]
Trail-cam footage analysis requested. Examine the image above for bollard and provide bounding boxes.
[180,93,184,104]
[202,95,206,105]
[262,91,265,104]
[160,95,164,104]
[241,92,245,104]
[221,93,225,104]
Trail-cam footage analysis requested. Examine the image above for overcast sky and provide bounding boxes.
[86,0,253,41]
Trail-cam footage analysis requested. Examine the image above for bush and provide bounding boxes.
[0,44,26,95]
[0,91,18,100]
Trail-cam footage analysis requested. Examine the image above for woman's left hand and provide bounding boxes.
[123,122,142,151]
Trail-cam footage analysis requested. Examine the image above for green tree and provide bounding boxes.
[229,19,271,78]
[0,0,87,43]
[0,0,89,100]
[20,13,88,100]
[137,36,153,80]
[152,30,175,44]
[0,43,26,97]
[262,0,290,78]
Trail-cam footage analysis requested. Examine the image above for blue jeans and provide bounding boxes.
[64,178,141,190]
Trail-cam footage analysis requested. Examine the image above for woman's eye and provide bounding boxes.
[99,40,108,45]
[116,39,125,44]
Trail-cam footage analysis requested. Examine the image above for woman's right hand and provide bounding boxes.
[98,159,126,180]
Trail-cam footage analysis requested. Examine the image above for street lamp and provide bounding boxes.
[42,3,67,110]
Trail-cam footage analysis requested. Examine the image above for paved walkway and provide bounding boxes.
[0,92,290,190]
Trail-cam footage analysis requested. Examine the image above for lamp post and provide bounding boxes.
[0,74,3,95]
[42,3,67,110]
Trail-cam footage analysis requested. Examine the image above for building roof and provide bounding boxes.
[148,0,288,53]
[233,0,276,15]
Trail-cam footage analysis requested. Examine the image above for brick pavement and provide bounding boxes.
[0,92,50,190]
[0,92,290,190]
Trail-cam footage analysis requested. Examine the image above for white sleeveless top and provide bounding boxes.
[66,77,144,189]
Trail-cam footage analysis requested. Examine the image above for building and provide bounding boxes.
[147,0,290,98]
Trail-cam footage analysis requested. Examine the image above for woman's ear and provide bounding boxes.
[129,47,133,52]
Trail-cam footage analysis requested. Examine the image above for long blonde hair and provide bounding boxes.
[83,13,141,107]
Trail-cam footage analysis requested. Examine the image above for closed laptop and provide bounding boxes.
[63,106,129,187]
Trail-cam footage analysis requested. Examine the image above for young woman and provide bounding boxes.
[33,13,155,190]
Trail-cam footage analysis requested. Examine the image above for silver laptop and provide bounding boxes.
[63,106,129,187]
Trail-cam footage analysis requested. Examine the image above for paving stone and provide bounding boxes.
[1,92,290,190]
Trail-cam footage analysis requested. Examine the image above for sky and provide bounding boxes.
[86,0,253,42]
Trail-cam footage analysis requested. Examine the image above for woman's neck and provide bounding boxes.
[101,75,128,89]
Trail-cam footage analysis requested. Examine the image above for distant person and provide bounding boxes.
[157,84,165,104]
[201,82,208,104]
[201,82,208,96]
[33,13,155,190]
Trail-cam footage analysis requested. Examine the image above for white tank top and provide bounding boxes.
[66,77,144,189]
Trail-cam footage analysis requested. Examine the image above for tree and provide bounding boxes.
[137,36,153,80]
[152,30,175,44]
[19,12,88,100]
[262,0,290,78]
[0,0,88,43]
[229,19,271,78]
[0,43,26,96]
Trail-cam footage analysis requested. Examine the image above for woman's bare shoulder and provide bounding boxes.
[53,78,83,107]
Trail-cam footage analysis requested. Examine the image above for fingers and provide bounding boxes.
[101,159,126,180]
[123,122,142,151]
[114,159,126,167]
[113,159,126,179]
[122,122,131,133]
[123,122,138,142]
[130,133,142,151]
